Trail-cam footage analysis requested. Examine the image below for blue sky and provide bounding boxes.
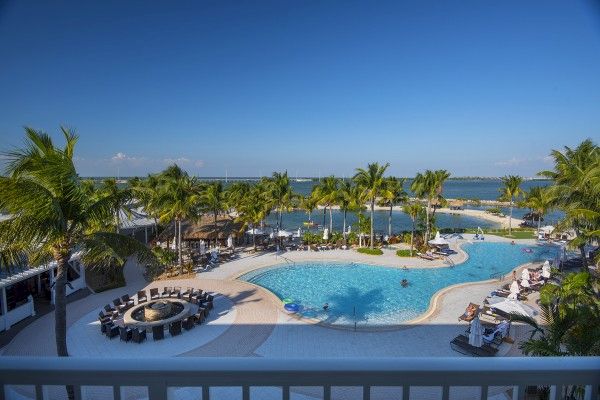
[1,1,599,178]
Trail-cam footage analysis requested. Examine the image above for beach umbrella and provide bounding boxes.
[539,225,555,234]
[521,268,530,281]
[491,299,536,318]
[509,280,520,300]
[428,232,449,246]
[542,261,551,279]
[296,228,302,237]
[468,316,484,347]
[227,235,234,248]
[323,228,329,240]
[521,278,530,288]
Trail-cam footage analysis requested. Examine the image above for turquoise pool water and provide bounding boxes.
[239,242,559,327]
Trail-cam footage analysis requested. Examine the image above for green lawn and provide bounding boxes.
[464,228,536,239]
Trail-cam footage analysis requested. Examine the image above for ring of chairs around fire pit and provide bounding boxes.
[98,287,215,343]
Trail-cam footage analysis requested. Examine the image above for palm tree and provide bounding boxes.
[539,139,600,267]
[499,175,524,236]
[299,194,318,225]
[0,127,152,399]
[336,180,356,238]
[235,184,270,250]
[523,186,554,233]
[353,162,389,249]
[156,165,202,273]
[378,177,407,237]
[269,171,294,230]
[411,169,450,242]
[402,202,423,255]
[313,176,338,232]
[98,177,132,234]
[225,181,251,213]
[201,181,226,225]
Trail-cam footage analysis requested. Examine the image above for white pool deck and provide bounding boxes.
[1,234,544,399]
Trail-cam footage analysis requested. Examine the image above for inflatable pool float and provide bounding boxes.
[284,303,300,313]
[282,298,293,304]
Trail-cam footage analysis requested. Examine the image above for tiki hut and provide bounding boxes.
[157,215,243,248]
[448,199,465,210]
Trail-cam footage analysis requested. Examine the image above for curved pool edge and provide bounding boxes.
[232,244,541,332]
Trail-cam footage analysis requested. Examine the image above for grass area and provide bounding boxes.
[396,249,416,257]
[464,227,536,239]
[357,247,384,255]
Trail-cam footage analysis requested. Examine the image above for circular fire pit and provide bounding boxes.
[122,299,193,330]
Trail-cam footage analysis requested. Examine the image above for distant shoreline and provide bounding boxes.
[81,176,552,182]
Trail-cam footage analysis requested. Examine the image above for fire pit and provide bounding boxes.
[122,299,192,330]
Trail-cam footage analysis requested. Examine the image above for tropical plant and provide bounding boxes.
[299,194,319,224]
[539,139,600,267]
[523,186,554,232]
[313,176,338,232]
[98,177,132,233]
[498,175,524,236]
[378,177,407,237]
[411,169,450,242]
[402,202,423,255]
[201,181,226,224]
[336,180,356,238]
[353,162,389,249]
[269,171,294,230]
[357,247,383,255]
[0,127,153,399]
[235,182,271,250]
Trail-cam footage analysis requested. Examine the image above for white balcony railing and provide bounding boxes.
[0,356,598,400]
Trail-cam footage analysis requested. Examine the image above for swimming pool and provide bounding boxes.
[239,242,559,327]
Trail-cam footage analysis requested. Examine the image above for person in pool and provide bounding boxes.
[511,240,515,245]
[401,279,409,287]
[323,303,329,311]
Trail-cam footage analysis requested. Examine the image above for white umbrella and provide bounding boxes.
[542,261,551,279]
[540,225,555,234]
[277,230,293,237]
[246,228,264,235]
[509,280,520,300]
[491,299,536,318]
[227,235,234,248]
[323,228,329,240]
[468,316,483,347]
[199,240,206,255]
[347,225,352,234]
[521,268,530,281]
[428,232,449,246]
[521,278,530,288]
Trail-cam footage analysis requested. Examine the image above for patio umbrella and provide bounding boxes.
[491,299,536,318]
[246,228,264,235]
[323,228,329,240]
[468,316,483,347]
[521,278,530,289]
[227,235,234,248]
[542,261,551,279]
[428,232,449,246]
[521,268,530,281]
[509,280,520,300]
[199,240,206,255]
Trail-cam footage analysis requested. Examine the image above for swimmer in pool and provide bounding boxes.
[401,279,409,287]
[323,303,329,311]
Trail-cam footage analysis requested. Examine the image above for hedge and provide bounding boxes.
[396,249,416,257]
[357,247,383,255]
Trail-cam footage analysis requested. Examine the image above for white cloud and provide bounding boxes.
[494,157,525,167]
[163,157,191,165]
[194,160,205,168]
[111,152,127,161]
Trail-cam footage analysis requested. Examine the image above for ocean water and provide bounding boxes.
[239,242,559,326]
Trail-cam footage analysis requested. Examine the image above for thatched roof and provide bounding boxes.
[448,199,465,208]
[160,215,243,241]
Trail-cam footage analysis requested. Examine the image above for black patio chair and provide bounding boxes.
[149,288,160,300]
[119,326,132,342]
[113,298,127,313]
[182,316,195,331]
[161,287,173,298]
[132,328,147,343]
[194,310,206,324]
[121,294,134,307]
[106,325,119,339]
[98,311,112,324]
[169,320,182,337]
[137,290,148,304]
[104,304,117,314]
[181,287,193,297]
[170,287,181,298]
[152,325,164,341]
[205,300,214,310]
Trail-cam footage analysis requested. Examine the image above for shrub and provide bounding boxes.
[396,249,416,257]
[357,247,383,255]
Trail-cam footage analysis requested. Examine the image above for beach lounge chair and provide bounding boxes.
[458,303,480,322]
[483,321,511,346]
[169,320,182,337]
[137,290,148,304]
[417,252,436,261]
[450,334,498,357]
[132,328,146,343]
[119,326,132,342]
[149,288,160,300]
[152,325,164,341]
[161,287,173,298]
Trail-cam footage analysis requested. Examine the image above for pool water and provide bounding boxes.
[239,242,559,327]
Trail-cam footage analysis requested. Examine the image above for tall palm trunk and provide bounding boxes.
[177,218,183,274]
[252,224,257,251]
[322,208,326,227]
[343,209,347,238]
[537,211,542,233]
[54,252,75,400]
[425,199,431,242]
[115,210,120,234]
[370,198,375,249]
[329,206,333,233]
[388,204,393,237]
[410,218,415,255]
[508,199,513,235]
[278,208,282,230]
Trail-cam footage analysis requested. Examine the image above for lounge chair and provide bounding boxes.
[137,290,148,304]
[106,325,119,339]
[152,325,164,341]
[450,335,498,357]
[182,316,195,330]
[119,326,132,342]
[132,328,147,343]
[169,320,182,336]
[149,288,160,300]
[161,287,173,298]
[482,321,511,346]
[417,252,436,261]
[458,303,480,322]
